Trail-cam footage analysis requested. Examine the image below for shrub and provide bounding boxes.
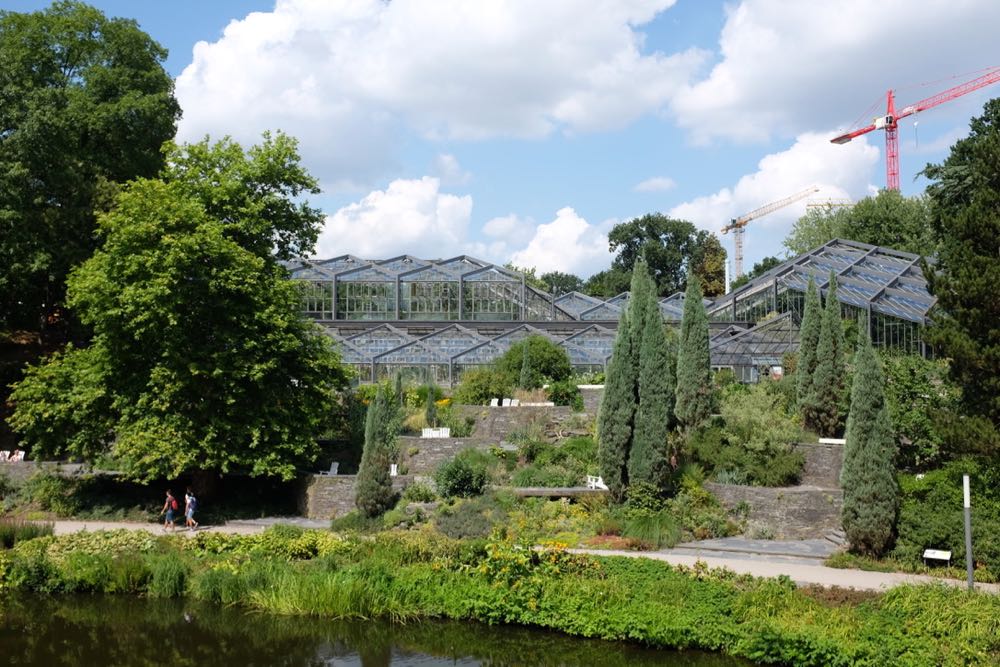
[452,367,512,406]
[147,553,188,597]
[546,380,583,410]
[435,496,505,540]
[621,510,680,549]
[330,510,381,533]
[435,449,491,498]
[438,406,475,437]
[512,465,579,488]
[0,519,53,548]
[401,482,437,503]
[495,336,571,388]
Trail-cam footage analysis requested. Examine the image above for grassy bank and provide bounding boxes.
[1,527,999,666]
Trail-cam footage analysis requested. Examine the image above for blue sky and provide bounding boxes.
[10,1,1000,278]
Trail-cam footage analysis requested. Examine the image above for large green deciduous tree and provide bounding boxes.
[796,277,822,411]
[922,98,1000,427]
[0,1,180,329]
[356,384,399,518]
[804,273,846,436]
[841,323,898,557]
[674,273,712,430]
[9,134,348,481]
[540,271,583,296]
[629,266,675,487]
[783,191,932,256]
[607,214,727,297]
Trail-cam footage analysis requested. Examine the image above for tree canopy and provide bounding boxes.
[540,271,583,296]
[607,214,727,297]
[0,1,180,329]
[922,98,1000,427]
[730,256,782,291]
[783,191,932,256]
[9,134,349,481]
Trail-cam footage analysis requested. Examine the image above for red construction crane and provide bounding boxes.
[831,67,1000,190]
[722,186,819,278]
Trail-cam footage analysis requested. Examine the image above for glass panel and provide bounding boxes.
[399,281,459,321]
[336,281,396,320]
[299,281,333,319]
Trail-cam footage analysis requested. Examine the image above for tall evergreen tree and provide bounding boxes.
[675,273,712,430]
[519,343,531,389]
[356,385,398,518]
[630,266,674,486]
[796,277,822,410]
[805,272,846,436]
[597,308,635,501]
[923,99,1000,426]
[424,383,438,428]
[841,322,898,556]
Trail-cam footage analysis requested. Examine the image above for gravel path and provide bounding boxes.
[49,517,327,537]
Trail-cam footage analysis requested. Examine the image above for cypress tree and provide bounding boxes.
[356,385,398,517]
[424,383,437,428]
[519,342,531,389]
[796,276,822,411]
[675,273,712,430]
[630,267,673,486]
[806,272,846,436]
[841,322,898,556]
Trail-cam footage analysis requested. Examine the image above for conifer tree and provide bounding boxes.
[796,276,822,410]
[841,322,898,556]
[356,385,398,517]
[597,309,634,500]
[806,272,846,436]
[519,342,531,389]
[630,268,674,486]
[675,273,712,430]
[424,384,438,428]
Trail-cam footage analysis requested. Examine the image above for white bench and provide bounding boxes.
[923,549,952,566]
[586,475,608,490]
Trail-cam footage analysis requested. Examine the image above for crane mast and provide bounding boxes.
[722,186,819,278]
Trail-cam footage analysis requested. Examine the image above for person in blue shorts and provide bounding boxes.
[160,489,178,532]
[184,486,199,531]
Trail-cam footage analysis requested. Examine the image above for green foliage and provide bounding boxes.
[355,385,399,518]
[0,0,181,327]
[842,326,898,557]
[783,191,932,256]
[10,135,349,481]
[804,273,846,436]
[437,406,475,437]
[581,268,630,298]
[400,482,437,504]
[719,383,802,459]
[434,496,505,540]
[688,422,804,488]
[539,271,583,295]
[596,306,635,500]
[495,336,571,389]
[0,519,53,549]
[892,459,1000,579]
[880,352,961,470]
[675,273,712,430]
[423,384,438,428]
[923,98,1000,427]
[509,436,596,488]
[630,263,675,487]
[621,510,680,549]
[435,449,492,498]
[796,277,822,411]
[607,213,726,296]
[452,367,513,405]
[545,380,583,410]
[146,553,188,598]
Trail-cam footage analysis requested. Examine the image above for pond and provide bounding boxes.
[0,594,750,666]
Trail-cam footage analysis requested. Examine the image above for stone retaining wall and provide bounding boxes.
[397,436,495,475]
[298,474,415,520]
[456,405,580,440]
[792,442,844,488]
[579,386,604,414]
[0,462,38,484]
[707,482,843,540]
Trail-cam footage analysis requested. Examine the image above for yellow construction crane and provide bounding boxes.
[806,198,853,210]
[722,186,819,277]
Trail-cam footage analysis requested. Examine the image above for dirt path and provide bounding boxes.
[568,547,1000,594]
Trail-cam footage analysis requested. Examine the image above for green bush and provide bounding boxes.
[512,465,579,487]
[435,449,492,498]
[434,496,504,539]
[452,367,512,405]
[401,482,437,503]
[146,553,189,597]
[495,336,571,388]
[621,510,680,549]
[438,406,475,437]
[546,380,583,410]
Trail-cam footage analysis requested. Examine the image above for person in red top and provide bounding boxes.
[160,489,178,532]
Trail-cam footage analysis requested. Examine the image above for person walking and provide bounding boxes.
[184,487,199,531]
[160,489,179,532]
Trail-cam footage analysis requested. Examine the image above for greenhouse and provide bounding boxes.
[292,240,935,384]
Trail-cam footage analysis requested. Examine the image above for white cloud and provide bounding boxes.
[671,0,1000,143]
[509,207,612,276]
[176,0,706,186]
[432,153,472,186]
[315,177,472,259]
[482,214,534,240]
[633,176,677,192]
[669,132,879,258]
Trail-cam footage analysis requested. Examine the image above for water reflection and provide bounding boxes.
[0,594,749,666]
